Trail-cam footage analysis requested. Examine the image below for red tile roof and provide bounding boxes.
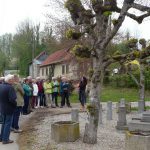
[40,49,73,67]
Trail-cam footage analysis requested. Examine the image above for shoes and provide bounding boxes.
[14,129,23,133]
[60,106,63,108]
[11,128,15,131]
[2,140,14,144]
[0,139,2,142]
[68,105,72,108]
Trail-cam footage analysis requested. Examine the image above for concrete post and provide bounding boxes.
[99,104,103,124]
[138,100,144,113]
[107,101,112,120]
[71,108,79,122]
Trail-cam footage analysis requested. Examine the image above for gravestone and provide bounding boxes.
[126,111,150,150]
[116,98,131,113]
[71,108,79,122]
[116,106,127,130]
[138,100,145,113]
[99,104,103,124]
[107,101,112,120]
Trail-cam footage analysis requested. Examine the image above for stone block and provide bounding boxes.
[128,120,150,132]
[125,132,150,150]
[51,121,80,143]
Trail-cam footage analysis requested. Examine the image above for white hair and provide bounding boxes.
[5,74,14,82]
[0,77,5,80]
[27,76,32,80]
[52,77,56,80]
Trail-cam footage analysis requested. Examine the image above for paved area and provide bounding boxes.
[0,112,34,150]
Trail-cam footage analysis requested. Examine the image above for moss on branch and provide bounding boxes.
[72,44,91,58]
[127,38,138,49]
[66,29,82,40]
[112,19,118,26]
[139,38,146,48]
[65,0,93,25]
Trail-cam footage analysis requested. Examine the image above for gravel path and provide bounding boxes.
[30,103,141,150]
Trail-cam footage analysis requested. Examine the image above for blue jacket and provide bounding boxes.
[60,82,70,93]
[0,83,17,115]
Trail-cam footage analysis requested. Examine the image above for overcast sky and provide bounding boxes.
[0,0,47,34]
[0,0,150,40]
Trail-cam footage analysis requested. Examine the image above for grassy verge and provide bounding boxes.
[69,86,150,103]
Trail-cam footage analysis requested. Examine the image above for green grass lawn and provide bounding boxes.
[69,86,150,103]
[101,86,150,102]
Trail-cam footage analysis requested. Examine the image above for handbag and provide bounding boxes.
[0,113,4,124]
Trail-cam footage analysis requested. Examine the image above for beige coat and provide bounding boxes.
[13,82,24,106]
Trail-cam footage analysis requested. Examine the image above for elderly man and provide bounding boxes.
[0,74,17,144]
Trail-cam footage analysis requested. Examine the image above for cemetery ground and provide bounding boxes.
[17,102,150,150]
[2,86,150,150]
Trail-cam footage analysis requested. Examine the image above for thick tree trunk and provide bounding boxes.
[83,53,103,144]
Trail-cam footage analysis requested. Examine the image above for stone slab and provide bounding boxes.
[132,114,142,121]
[128,120,150,132]
[116,125,128,130]
[125,132,150,150]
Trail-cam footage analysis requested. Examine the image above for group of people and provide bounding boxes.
[0,74,72,144]
[0,74,88,145]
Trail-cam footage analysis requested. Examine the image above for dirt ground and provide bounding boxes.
[18,106,79,150]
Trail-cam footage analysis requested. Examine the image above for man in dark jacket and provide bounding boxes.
[0,74,17,144]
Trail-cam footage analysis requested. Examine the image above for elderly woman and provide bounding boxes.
[32,79,39,108]
[22,79,32,115]
[43,78,55,108]
[12,75,24,133]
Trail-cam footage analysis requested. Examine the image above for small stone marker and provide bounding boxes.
[120,98,125,107]
[99,104,103,124]
[107,101,112,120]
[138,100,145,113]
[71,108,79,122]
[116,106,127,130]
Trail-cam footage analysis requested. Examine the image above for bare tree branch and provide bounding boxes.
[101,3,131,49]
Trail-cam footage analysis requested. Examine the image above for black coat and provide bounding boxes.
[0,83,17,115]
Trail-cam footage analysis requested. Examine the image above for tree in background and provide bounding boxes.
[65,0,150,144]
[0,51,9,75]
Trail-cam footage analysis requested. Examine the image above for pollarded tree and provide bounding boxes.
[65,0,150,144]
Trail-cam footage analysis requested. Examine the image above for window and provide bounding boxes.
[46,67,48,76]
[62,65,65,74]
[66,64,69,74]
[42,68,44,76]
